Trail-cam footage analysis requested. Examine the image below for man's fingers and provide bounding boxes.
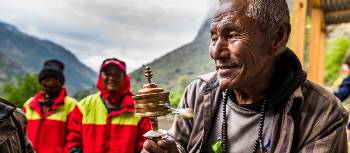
[142,138,178,153]
[143,140,165,153]
[157,138,179,153]
[157,139,171,149]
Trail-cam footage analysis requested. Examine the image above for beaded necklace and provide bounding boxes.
[213,89,267,153]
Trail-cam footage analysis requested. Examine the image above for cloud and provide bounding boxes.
[0,0,210,73]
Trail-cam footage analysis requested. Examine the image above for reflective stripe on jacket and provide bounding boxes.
[67,93,151,153]
[23,96,77,153]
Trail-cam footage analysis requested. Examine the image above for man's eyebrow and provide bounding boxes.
[221,23,238,32]
[211,22,239,36]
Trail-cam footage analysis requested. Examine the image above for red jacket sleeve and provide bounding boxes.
[136,117,152,152]
[67,105,83,151]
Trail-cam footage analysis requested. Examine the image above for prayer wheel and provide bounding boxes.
[133,66,171,118]
[133,66,193,139]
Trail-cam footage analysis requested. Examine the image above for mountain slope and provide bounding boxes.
[0,21,97,94]
[131,16,214,92]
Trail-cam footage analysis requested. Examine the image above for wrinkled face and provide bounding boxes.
[101,65,124,92]
[209,0,274,89]
[41,77,63,93]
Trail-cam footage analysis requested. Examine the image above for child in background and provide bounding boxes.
[335,54,350,101]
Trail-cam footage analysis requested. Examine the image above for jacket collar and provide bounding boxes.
[0,98,16,120]
[198,48,306,112]
[28,88,67,117]
[97,93,135,117]
[198,72,219,94]
[285,86,304,114]
[199,72,304,111]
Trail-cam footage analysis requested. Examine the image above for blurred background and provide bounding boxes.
[0,0,350,114]
[0,0,212,106]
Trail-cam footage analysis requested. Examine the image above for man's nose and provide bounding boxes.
[46,80,55,85]
[107,75,116,80]
[209,38,229,60]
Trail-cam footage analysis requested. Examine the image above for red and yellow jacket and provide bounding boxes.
[23,92,78,153]
[67,93,151,153]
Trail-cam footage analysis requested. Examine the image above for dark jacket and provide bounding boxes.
[334,76,350,101]
[0,98,35,153]
[168,49,348,152]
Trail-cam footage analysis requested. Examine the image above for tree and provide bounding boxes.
[169,75,191,107]
[324,37,350,85]
[1,74,41,107]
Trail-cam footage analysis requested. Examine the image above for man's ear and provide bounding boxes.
[270,22,291,56]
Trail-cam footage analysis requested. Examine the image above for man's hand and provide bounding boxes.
[142,139,179,153]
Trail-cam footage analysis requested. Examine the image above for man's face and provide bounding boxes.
[41,77,63,93]
[209,0,274,89]
[341,64,350,76]
[101,65,124,92]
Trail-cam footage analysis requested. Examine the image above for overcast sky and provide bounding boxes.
[0,0,211,72]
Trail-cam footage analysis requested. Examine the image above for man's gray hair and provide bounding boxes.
[246,0,290,33]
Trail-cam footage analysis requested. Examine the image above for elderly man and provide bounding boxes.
[334,54,350,101]
[143,0,348,152]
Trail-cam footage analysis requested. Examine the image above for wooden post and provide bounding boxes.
[290,0,308,65]
[309,0,326,85]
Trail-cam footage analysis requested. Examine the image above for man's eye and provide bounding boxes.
[228,31,239,38]
[211,34,218,42]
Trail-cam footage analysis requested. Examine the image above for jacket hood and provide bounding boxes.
[265,48,307,110]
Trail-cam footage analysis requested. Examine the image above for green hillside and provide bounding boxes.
[130,17,215,93]
[0,21,97,94]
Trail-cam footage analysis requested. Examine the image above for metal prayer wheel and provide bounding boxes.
[133,67,171,118]
[133,66,193,139]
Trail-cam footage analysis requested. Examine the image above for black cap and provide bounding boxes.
[39,59,65,84]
